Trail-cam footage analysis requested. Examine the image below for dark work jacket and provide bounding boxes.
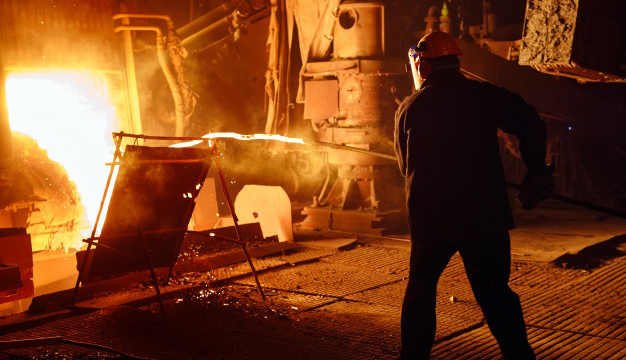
[394,70,547,243]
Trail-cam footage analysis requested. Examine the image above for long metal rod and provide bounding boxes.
[81,240,143,262]
[110,132,625,218]
[305,139,397,161]
[113,132,215,142]
[91,135,123,244]
[112,132,396,160]
[309,139,626,218]
[505,181,626,219]
[83,227,187,242]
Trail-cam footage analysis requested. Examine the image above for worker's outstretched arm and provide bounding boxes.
[492,85,547,175]
[490,85,552,209]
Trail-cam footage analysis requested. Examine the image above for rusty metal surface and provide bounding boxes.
[337,74,398,127]
[303,80,339,121]
[519,0,626,82]
[300,207,407,235]
[333,2,385,59]
[298,4,409,223]
[301,16,409,215]
[303,58,406,76]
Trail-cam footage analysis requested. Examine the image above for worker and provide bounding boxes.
[394,31,552,360]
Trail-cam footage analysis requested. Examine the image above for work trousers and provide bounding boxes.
[400,233,535,360]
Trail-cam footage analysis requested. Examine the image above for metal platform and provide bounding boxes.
[1,238,625,359]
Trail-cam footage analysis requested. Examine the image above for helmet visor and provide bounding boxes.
[408,45,420,90]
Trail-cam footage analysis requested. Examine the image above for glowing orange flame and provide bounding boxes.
[5,71,117,250]
[170,132,306,148]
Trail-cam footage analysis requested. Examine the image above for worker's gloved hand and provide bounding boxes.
[518,166,554,210]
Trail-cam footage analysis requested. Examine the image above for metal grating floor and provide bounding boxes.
[1,241,625,359]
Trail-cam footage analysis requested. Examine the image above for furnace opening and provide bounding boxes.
[5,71,118,251]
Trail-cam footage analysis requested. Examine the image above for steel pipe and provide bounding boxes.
[113,25,187,137]
[112,13,174,29]
[181,15,235,50]
[176,0,239,39]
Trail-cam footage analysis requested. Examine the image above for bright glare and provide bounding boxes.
[170,132,305,148]
[6,71,116,249]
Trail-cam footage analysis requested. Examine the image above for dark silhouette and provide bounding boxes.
[395,31,551,360]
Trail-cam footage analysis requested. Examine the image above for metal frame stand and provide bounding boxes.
[71,133,123,306]
[71,132,267,324]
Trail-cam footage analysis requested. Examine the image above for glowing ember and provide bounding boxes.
[5,71,117,250]
[170,132,306,148]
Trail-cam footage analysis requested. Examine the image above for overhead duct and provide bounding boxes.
[177,0,240,39]
[181,15,238,51]
[177,0,269,52]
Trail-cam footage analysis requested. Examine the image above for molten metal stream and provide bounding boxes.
[170,132,396,160]
[170,132,305,148]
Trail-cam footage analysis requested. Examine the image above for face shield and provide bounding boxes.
[408,45,420,91]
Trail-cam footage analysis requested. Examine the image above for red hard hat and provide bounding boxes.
[416,31,462,58]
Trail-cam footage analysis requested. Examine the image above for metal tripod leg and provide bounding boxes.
[71,135,122,305]
[139,228,168,323]
[213,150,266,300]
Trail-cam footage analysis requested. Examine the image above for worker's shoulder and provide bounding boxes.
[395,86,442,120]
[465,78,515,96]
[398,86,436,107]
[396,91,421,118]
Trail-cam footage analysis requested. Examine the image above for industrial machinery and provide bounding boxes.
[0,0,624,317]
[298,1,411,235]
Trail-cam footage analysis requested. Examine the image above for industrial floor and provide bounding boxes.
[1,203,626,360]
